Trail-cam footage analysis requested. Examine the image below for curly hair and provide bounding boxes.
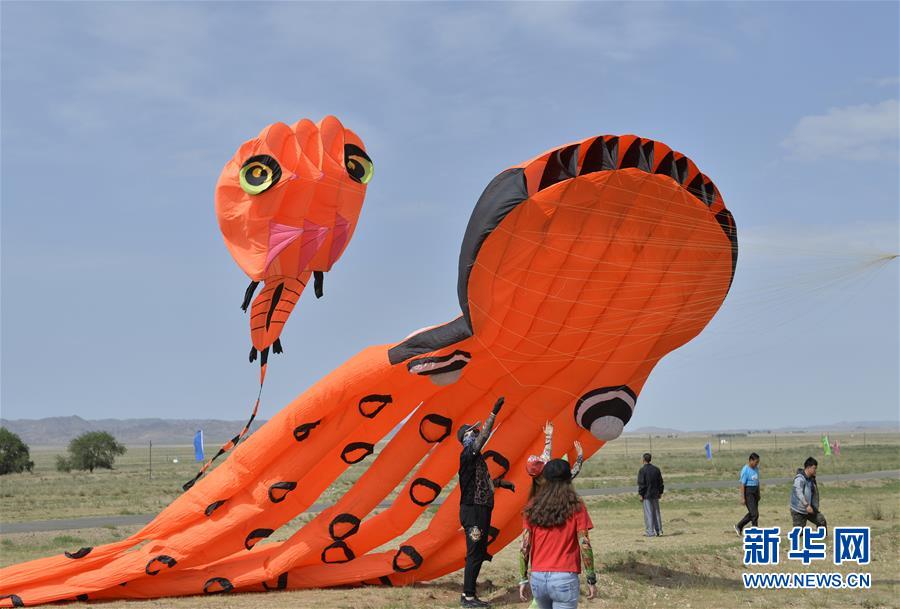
[523,479,584,528]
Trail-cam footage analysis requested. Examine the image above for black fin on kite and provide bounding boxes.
[314,271,324,298]
[241,281,260,312]
[273,338,283,354]
[265,283,284,330]
[249,346,258,363]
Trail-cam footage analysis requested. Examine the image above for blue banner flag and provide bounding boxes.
[705,442,713,460]
[193,430,204,462]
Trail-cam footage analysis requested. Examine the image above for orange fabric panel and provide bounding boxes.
[248,275,309,352]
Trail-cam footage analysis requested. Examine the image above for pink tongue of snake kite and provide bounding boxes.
[0,123,736,606]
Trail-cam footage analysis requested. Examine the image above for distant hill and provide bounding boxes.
[626,420,898,437]
[0,416,267,446]
[625,426,685,436]
[1,416,896,446]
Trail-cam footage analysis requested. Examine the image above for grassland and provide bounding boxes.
[2,432,896,524]
[1,433,897,608]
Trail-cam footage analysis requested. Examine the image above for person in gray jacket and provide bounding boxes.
[790,457,826,529]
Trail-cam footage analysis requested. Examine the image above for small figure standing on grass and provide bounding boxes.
[457,396,514,609]
[518,459,597,608]
[735,452,761,535]
[790,456,827,529]
[637,452,664,537]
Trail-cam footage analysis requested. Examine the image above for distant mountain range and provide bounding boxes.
[626,420,899,436]
[1,416,896,446]
[0,416,267,446]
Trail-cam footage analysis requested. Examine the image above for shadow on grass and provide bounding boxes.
[606,559,742,590]
[400,579,522,606]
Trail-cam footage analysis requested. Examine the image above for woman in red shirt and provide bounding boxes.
[518,459,597,608]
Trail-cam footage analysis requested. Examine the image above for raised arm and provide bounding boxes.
[570,440,584,479]
[473,397,504,453]
[541,421,553,462]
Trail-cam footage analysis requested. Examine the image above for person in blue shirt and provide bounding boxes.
[734,452,761,535]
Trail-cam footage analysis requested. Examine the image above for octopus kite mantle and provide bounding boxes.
[0,130,736,606]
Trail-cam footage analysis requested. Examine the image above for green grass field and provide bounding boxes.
[1,433,898,608]
[2,432,896,524]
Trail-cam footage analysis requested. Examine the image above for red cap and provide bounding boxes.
[526,455,545,477]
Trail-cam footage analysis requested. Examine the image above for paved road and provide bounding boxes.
[2,469,896,535]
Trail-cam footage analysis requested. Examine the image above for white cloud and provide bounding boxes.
[781,99,899,161]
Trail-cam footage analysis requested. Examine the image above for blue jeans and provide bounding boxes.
[530,571,579,609]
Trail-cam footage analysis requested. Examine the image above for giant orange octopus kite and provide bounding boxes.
[0,117,736,606]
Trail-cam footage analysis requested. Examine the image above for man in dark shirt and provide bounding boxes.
[457,396,513,608]
[638,452,664,537]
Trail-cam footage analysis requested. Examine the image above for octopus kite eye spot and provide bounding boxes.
[293,420,321,442]
[407,350,471,386]
[204,499,227,517]
[244,528,274,550]
[267,481,297,503]
[145,555,177,576]
[328,513,362,540]
[409,478,442,506]
[341,441,375,464]
[574,386,636,441]
[418,413,453,443]
[482,450,511,478]
[239,154,282,195]
[64,547,93,559]
[392,545,424,573]
[358,394,392,418]
[344,144,373,184]
[321,540,356,564]
[203,577,234,594]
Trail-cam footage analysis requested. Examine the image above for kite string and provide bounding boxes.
[182,375,265,492]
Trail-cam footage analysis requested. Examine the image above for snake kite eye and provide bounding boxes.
[239,155,282,195]
[344,144,373,184]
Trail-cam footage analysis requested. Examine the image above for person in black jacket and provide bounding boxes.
[457,396,514,608]
[638,452,664,536]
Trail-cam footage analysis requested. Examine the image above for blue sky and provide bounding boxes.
[2,2,897,431]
